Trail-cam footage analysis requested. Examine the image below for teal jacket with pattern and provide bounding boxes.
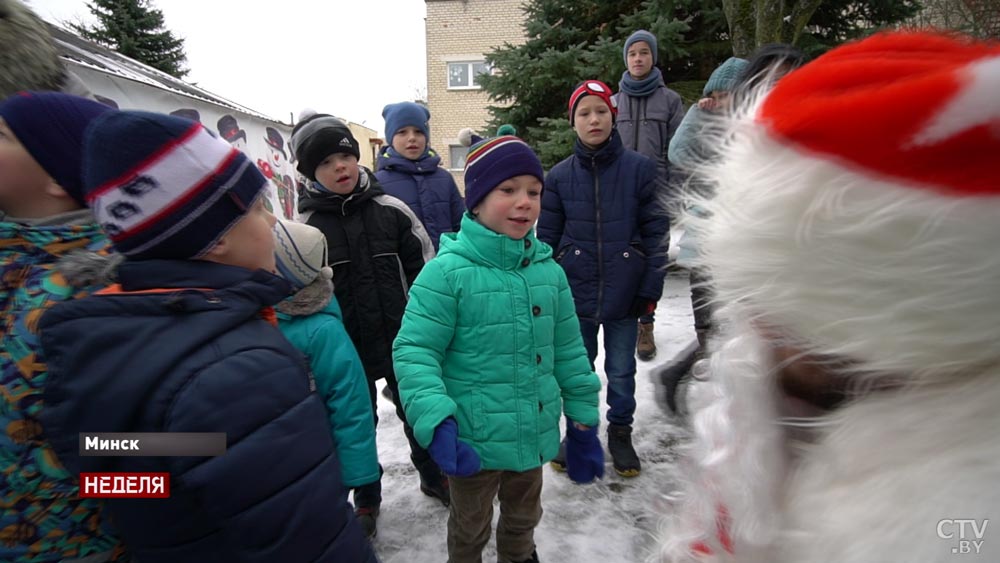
[393,214,601,472]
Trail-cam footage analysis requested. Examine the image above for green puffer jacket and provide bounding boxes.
[393,213,601,472]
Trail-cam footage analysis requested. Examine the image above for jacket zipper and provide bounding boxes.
[632,96,642,150]
[593,155,604,320]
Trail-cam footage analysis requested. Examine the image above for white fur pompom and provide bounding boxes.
[319,266,333,280]
[298,107,318,122]
[458,127,474,147]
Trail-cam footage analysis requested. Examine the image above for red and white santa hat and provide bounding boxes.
[699,31,1000,380]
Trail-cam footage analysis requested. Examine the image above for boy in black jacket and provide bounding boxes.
[290,114,446,538]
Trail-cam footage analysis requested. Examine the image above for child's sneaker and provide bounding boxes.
[354,506,379,539]
[549,439,567,472]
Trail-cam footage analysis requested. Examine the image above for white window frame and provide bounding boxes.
[448,144,469,171]
[447,61,490,90]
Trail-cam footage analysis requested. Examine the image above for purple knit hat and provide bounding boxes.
[463,136,544,212]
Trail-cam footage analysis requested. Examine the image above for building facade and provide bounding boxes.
[425,0,528,191]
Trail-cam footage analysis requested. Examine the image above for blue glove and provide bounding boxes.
[565,419,604,484]
[427,418,481,477]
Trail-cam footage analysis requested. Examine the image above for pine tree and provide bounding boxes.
[479,0,720,167]
[71,0,189,79]
[480,0,921,167]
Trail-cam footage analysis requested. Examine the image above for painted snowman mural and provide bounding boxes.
[215,115,297,220]
[262,127,296,220]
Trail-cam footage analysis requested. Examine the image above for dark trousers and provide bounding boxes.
[353,369,438,508]
[447,468,543,563]
[690,266,714,338]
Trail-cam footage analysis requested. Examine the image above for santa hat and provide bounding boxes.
[698,31,1000,381]
[82,110,267,260]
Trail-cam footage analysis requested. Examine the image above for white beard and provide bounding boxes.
[653,311,1000,563]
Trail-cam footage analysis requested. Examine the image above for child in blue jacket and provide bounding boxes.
[375,102,464,250]
[537,80,669,478]
[272,219,380,492]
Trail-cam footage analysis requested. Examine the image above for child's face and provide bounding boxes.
[391,126,428,160]
[315,153,360,195]
[204,198,278,273]
[626,41,654,79]
[573,96,613,148]
[473,174,541,240]
[0,118,54,213]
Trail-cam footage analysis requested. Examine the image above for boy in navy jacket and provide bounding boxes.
[39,110,377,563]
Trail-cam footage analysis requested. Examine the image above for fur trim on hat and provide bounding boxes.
[690,110,1000,382]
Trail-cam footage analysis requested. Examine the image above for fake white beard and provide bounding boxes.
[653,310,792,563]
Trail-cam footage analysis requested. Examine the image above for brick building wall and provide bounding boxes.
[425,0,527,192]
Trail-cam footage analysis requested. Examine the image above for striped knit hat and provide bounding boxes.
[273,219,332,290]
[82,110,267,260]
[463,135,544,212]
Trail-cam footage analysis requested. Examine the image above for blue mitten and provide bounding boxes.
[427,418,481,477]
[565,419,604,483]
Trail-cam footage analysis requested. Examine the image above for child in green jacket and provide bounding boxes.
[272,219,380,491]
[393,135,603,563]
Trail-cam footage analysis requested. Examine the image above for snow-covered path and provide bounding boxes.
[372,272,694,563]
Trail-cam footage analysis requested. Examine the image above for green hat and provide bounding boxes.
[703,57,749,96]
[497,124,517,137]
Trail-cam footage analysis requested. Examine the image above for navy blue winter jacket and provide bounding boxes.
[538,130,669,322]
[38,259,377,563]
[375,147,464,250]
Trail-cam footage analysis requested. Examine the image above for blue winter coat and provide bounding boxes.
[277,288,380,488]
[375,147,464,250]
[538,131,669,322]
[38,259,377,563]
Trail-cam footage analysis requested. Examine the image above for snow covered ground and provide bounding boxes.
[371,271,695,563]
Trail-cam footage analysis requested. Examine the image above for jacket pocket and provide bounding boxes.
[603,242,647,317]
[374,252,409,301]
[554,241,575,263]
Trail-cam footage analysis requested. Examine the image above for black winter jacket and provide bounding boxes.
[300,169,435,381]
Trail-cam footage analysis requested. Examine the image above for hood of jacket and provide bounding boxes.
[573,128,626,170]
[438,213,552,270]
[275,276,334,317]
[299,167,384,216]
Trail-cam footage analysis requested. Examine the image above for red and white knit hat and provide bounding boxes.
[699,31,1000,379]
